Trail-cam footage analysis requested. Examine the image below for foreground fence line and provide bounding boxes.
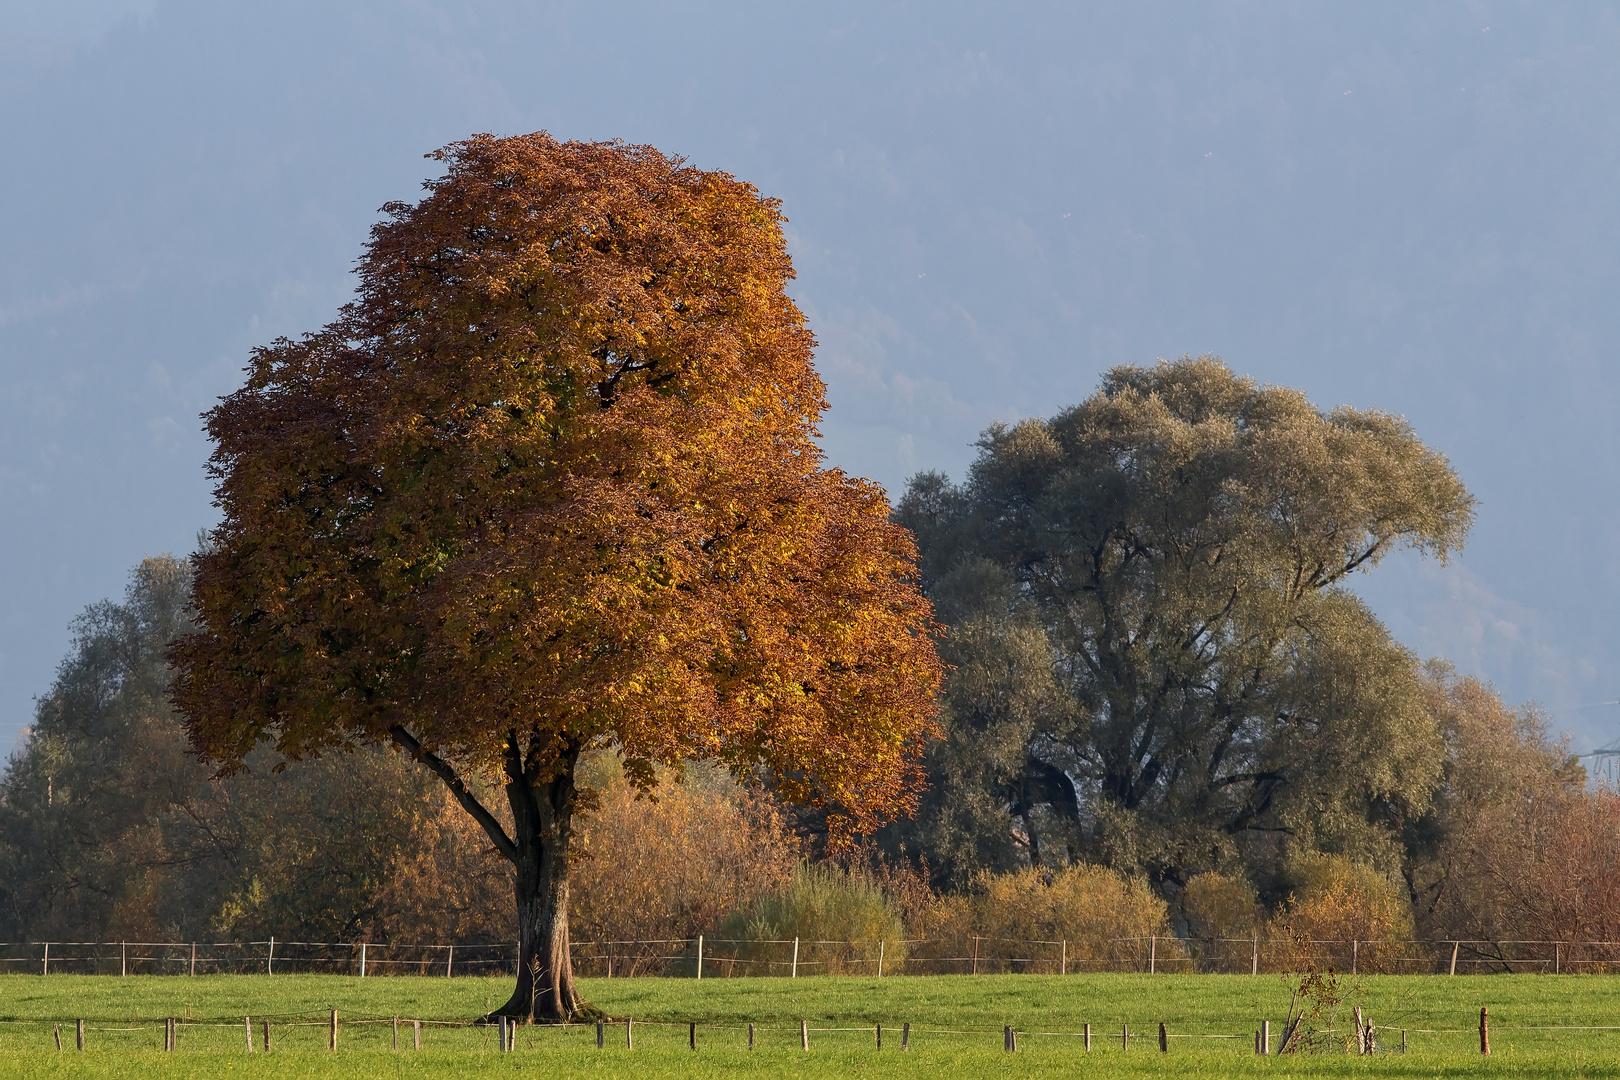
[0,1008,1610,1057]
[7,937,1620,977]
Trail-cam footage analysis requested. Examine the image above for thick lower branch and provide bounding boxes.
[390,724,518,862]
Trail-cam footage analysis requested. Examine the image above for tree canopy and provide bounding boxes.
[890,357,1474,894]
[170,133,941,1019]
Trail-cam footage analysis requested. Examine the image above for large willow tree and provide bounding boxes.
[895,358,1474,890]
[171,134,942,1020]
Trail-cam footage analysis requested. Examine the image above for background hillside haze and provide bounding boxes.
[4,1,1618,755]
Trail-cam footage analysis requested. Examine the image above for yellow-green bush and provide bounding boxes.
[716,864,906,975]
[1180,871,1263,971]
[926,863,1181,972]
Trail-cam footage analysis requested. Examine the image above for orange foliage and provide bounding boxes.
[1271,854,1415,972]
[1464,789,1620,957]
[568,764,800,969]
[169,133,940,1016]
[377,785,515,943]
[172,130,941,833]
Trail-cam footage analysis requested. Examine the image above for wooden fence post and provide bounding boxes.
[695,935,703,980]
[1450,940,1459,976]
[1352,939,1357,975]
[972,935,980,975]
[1365,1015,1376,1054]
[267,936,274,975]
[393,1017,399,1051]
[1479,1006,1489,1056]
[53,1023,61,1051]
[1252,932,1259,976]
[689,1021,697,1050]
[1083,1022,1091,1051]
[190,942,196,977]
[359,942,367,978]
[1261,1019,1270,1055]
[1061,939,1067,975]
[749,1022,755,1050]
[1353,1007,1364,1054]
[801,1020,809,1051]
[1149,935,1156,974]
[264,1019,271,1053]
[76,1019,84,1050]
[876,1022,882,1049]
[414,1019,421,1051]
[1121,1023,1128,1051]
[446,944,453,978]
[121,941,127,976]
[902,1022,910,1050]
[330,1009,338,1051]
[245,1016,253,1052]
[878,939,885,977]
[42,942,48,976]
[596,1020,604,1049]
[1158,1022,1167,1052]
[791,937,799,978]
[626,1018,633,1050]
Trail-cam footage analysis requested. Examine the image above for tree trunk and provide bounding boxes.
[388,725,592,1024]
[490,742,587,1022]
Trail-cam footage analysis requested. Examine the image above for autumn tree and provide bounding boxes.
[169,134,942,1020]
[890,358,1472,894]
[1404,662,1595,951]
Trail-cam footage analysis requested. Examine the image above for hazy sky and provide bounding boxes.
[5,1,1619,755]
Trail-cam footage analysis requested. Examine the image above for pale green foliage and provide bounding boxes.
[886,587,1076,886]
[893,357,1471,894]
[719,864,906,974]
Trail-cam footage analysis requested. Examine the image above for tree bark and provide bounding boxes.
[494,737,585,1021]
[390,725,590,1022]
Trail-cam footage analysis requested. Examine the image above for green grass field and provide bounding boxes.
[1,972,1616,1077]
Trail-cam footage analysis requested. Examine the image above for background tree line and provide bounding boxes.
[3,358,1616,961]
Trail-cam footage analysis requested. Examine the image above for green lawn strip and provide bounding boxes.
[2,973,1620,1072]
[4,1045,1620,1080]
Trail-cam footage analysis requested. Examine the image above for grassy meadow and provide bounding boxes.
[1,972,1617,1077]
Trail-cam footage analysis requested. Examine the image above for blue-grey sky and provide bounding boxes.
[4,1,1619,755]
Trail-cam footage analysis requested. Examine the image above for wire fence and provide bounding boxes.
[6,936,1620,976]
[0,1011,1608,1057]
